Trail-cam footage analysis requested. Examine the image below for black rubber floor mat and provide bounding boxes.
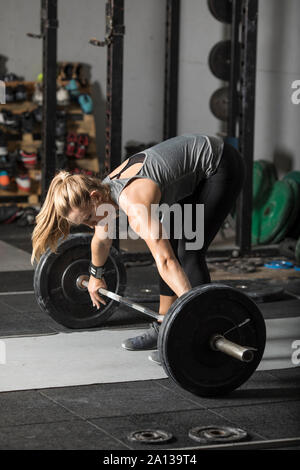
[91,408,262,450]
[0,420,125,450]
[214,401,300,441]
[0,271,34,292]
[0,301,57,337]
[259,299,300,319]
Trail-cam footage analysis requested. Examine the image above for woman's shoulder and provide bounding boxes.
[119,177,161,209]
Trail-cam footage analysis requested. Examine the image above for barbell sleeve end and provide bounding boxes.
[211,335,256,363]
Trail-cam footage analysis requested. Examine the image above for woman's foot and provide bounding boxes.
[122,322,159,351]
[148,350,161,366]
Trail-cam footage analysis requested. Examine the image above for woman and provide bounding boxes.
[32,134,245,364]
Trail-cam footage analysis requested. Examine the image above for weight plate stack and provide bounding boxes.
[253,161,267,208]
[251,209,261,246]
[252,180,294,245]
[158,284,266,398]
[207,0,232,23]
[271,178,300,243]
[235,160,277,234]
[34,233,127,329]
[296,237,300,264]
[283,171,300,239]
[283,171,300,186]
[253,160,277,209]
[261,160,278,196]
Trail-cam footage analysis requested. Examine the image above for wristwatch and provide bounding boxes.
[89,262,106,279]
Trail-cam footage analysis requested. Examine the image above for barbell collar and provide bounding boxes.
[79,277,164,322]
[211,335,256,363]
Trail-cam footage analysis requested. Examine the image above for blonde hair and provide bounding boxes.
[31,171,111,263]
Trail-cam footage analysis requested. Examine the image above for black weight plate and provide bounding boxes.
[207,0,232,23]
[34,233,127,329]
[209,87,229,121]
[279,238,297,260]
[220,280,285,303]
[208,40,239,81]
[296,236,300,264]
[158,284,266,398]
[189,425,248,444]
[126,285,159,303]
[240,286,284,303]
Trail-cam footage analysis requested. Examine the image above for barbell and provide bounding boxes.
[34,233,266,397]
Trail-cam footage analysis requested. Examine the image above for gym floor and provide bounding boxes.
[0,225,299,450]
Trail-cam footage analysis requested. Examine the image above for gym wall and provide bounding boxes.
[1,0,299,172]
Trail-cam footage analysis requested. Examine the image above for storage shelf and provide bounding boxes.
[0,78,99,206]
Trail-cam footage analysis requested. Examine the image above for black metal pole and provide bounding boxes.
[236,0,258,254]
[163,0,180,140]
[228,0,241,137]
[104,0,124,250]
[41,0,58,202]
[105,0,124,173]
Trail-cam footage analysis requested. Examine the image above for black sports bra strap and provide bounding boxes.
[110,153,145,179]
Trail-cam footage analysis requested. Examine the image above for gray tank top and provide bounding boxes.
[102,134,224,206]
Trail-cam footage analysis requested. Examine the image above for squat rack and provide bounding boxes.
[41,0,58,199]
[38,0,262,257]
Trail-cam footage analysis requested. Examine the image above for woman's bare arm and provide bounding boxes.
[120,181,192,298]
[88,224,113,309]
[91,224,113,266]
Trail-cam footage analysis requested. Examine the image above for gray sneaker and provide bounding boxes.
[148,350,162,366]
[122,322,159,351]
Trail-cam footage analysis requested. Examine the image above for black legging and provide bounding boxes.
[159,142,245,296]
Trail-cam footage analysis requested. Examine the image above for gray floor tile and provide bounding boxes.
[0,294,41,314]
[214,401,300,440]
[153,370,300,409]
[0,240,32,272]
[260,299,300,319]
[0,390,77,427]
[0,271,34,292]
[0,420,128,450]
[0,305,56,337]
[267,367,300,386]
[41,380,204,419]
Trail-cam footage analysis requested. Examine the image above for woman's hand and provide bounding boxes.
[88,276,107,309]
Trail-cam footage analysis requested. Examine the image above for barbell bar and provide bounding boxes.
[77,275,164,322]
[78,275,255,364]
